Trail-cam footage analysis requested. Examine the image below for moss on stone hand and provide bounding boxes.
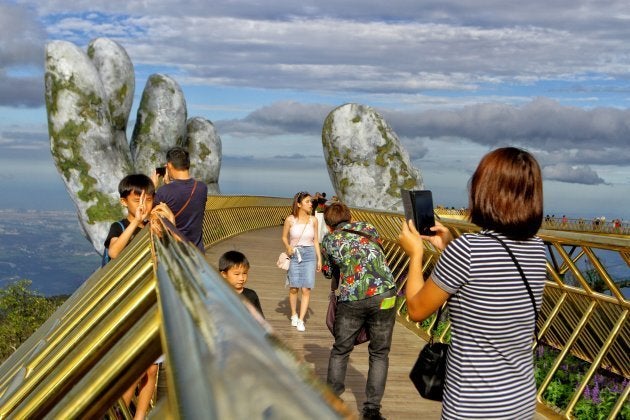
[375,120,395,167]
[50,119,122,223]
[86,194,124,222]
[108,83,129,128]
[198,143,211,161]
[132,106,156,142]
[352,116,361,123]
[339,177,351,195]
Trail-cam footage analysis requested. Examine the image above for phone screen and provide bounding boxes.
[401,189,436,236]
[156,166,166,177]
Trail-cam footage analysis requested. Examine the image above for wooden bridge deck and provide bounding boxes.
[204,226,442,419]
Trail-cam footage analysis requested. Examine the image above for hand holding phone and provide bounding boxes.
[401,189,436,236]
[156,166,166,177]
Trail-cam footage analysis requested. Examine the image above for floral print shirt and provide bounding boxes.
[321,221,395,302]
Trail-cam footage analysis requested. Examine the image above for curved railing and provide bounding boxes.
[0,195,627,419]
[203,196,630,419]
[436,208,630,235]
[0,207,348,418]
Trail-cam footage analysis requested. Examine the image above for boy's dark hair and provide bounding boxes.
[166,146,191,170]
[324,202,351,228]
[219,251,250,272]
[118,174,155,199]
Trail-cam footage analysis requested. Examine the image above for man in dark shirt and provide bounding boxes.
[154,147,208,252]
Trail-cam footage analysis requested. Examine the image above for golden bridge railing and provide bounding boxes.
[0,228,156,418]
[0,206,347,418]
[203,196,629,419]
[436,208,630,235]
[1,195,627,419]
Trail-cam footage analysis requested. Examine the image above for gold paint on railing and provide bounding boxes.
[0,195,627,419]
[200,195,629,420]
[3,260,156,418]
[47,307,161,419]
[0,230,154,418]
[0,232,150,388]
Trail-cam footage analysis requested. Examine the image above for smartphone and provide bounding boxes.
[401,189,436,236]
[156,166,166,177]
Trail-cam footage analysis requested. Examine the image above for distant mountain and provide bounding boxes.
[0,210,100,296]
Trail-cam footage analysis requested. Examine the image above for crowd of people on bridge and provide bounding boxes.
[102,146,547,419]
[280,147,545,419]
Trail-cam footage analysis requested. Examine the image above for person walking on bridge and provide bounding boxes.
[399,147,546,419]
[321,202,396,420]
[282,191,322,332]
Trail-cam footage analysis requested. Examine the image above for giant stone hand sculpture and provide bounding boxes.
[322,103,422,212]
[45,38,221,255]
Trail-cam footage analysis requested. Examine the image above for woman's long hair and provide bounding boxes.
[291,191,311,217]
[469,147,543,239]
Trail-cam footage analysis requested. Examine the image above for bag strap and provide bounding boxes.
[293,216,310,246]
[482,232,539,342]
[174,180,198,218]
[428,304,443,343]
[340,228,385,253]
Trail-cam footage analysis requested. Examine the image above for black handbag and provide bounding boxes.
[409,232,540,402]
[409,305,448,401]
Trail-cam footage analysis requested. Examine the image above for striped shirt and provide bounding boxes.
[432,230,546,419]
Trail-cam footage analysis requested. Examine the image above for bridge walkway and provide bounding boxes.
[204,225,443,419]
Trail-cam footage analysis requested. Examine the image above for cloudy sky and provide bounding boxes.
[1,0,629,219]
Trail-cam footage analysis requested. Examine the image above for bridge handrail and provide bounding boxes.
[0,229,157,418]
[200,195,629,419]
[0,195,627,419]
[0,215,347,418]
[152,220,346,418]
[435,208,630,235]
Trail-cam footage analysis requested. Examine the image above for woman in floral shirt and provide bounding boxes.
[321,202,396,420]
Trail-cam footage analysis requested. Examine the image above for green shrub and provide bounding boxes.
[0,280,64,363]
[535,344,629,419]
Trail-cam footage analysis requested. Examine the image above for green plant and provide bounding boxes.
[535,344,629,419]
[0,280,64,363]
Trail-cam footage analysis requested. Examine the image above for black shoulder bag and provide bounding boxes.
[409,304,449,401]
[409,232,539,401]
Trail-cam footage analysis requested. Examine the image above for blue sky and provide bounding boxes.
[1,0,630,220]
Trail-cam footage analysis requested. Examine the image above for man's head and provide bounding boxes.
[324,202,351,228]
[118,174,155,216]
[166,146,191,171]
[219,251,250,292]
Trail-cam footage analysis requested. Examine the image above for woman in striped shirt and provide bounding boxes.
[399,147,546,419]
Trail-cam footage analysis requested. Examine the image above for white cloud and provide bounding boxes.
[1,0,628,215]
[6,0,628,100]
[543,163,607,185]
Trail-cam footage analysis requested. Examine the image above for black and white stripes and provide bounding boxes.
[432,231,546,419]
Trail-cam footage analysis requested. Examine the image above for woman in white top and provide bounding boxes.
[282,191,322,332]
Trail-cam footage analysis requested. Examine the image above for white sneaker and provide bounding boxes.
[291,314,299,327]
[296,320,305,332]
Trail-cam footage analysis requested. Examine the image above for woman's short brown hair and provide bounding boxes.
[324,202,351,228]
[469,147,543,239]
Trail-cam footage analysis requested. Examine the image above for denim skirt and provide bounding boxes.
[287,246,316,288]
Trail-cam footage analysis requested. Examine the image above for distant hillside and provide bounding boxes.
[0,210,100,296]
